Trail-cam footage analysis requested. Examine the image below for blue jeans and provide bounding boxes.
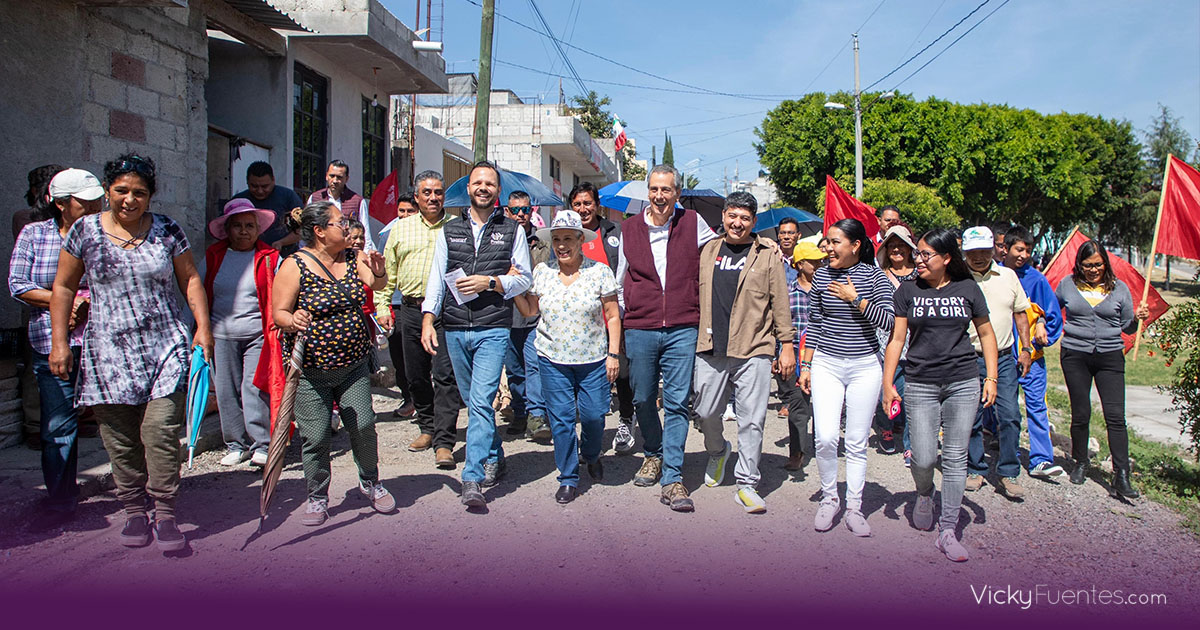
[625,326,698,486]
[1020,357,1054,469]
[969,353,1021,478]
[539,357,610,486]
[33,350,80,512]
[446,327,510,483]
[505,326,544,419]
[906,377,979,532]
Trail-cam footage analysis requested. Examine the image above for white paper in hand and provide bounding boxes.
[444,268,476,305]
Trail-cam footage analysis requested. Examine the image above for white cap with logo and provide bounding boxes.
[961,226,994,251]
[48,169,104,201]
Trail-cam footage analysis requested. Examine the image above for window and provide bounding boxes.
[362,97,387,198]
[572,173,580,189]
[549,155,560,182]
[293,64,328,195]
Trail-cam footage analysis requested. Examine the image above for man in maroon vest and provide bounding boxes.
[616,164,718,512]
[307,159,376,252]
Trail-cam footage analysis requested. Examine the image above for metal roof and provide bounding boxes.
[222,0,307,32]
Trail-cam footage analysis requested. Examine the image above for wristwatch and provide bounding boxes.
[608,352,620,359]
[851,295,864,308]
[488,277,497,291]
[1021,346,1034,354]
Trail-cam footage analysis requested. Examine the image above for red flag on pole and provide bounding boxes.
[369,170,400,226]
[1042,228,1169,353]
[1156,155,1200,260]
[823,175,880,243]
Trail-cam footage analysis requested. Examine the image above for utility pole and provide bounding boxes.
[852,33,863,199]
[723,166,728,195]
[472,0,495,163]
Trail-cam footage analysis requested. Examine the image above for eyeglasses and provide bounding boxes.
[323,219,349,230]
[912,250,940,261]
[1080,262,1105,270]
[506,206,532,215]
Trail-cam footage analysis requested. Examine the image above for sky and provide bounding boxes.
[381,0,1200,191]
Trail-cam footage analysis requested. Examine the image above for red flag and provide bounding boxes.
[1043,228,1170,352]
[368,170,400,226]
[823,175,880,243]
[1156,155,1200,260]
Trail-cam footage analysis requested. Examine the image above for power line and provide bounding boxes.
[525,0,587,95]
[856,0,888,32]
[889,0,1011,91]
[896,0,947,61]
[862,0,991,92]
[676,127,757,148]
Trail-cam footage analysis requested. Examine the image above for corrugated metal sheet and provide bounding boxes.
[223,0,307,32]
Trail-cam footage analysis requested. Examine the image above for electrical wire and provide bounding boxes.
[888,0,1010,91]
[862,0,990,92]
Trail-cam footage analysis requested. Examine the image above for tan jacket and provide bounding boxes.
[697,235,796,358]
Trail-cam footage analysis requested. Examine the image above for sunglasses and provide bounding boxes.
[506,206,532,215]
[116,156,155,179]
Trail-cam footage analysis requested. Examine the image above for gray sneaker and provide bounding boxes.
[813,497,840,532]
[704,440,731,487]
[461,481,486,507]
[845,509,871,537]
[482,459,507,488]
[613,417,635,454]
[913,494,935,531]
[300,498,328,526]
[935,529,969,562]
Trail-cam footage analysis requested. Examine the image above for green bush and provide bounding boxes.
[1152,300,1200,457]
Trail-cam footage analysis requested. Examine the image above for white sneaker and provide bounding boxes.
[936,529,969,562]
[845,509,871,537]
[331,409,342,432]
[219,450,249,466]
[722,403,737,422]
[300,498,328,526]
[813,497,840,532]
[704,440,731,487]
[735,487,766,514]
[1029,461,1065,479]
[249,451,268,467]
[913,494,935,531]
[614,417,635,454]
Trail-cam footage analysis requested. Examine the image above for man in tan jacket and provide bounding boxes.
[693,191,795,513]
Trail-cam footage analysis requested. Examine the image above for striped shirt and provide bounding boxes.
[807,262,895,358]
[375,211,453,312]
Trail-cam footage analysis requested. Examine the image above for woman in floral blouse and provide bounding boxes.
[514,210,621,504]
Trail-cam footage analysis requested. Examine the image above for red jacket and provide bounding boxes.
[204,240,285,430]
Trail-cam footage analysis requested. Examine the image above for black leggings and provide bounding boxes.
[1060,347,1129,471]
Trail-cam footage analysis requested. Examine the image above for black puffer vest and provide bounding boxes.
[440,210,518,329]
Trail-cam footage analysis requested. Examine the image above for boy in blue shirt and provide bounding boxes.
[1003,226,1064,479]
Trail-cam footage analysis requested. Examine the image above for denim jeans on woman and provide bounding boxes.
[625,326,698,486]
[32,350,80,513]
[446,327,510,483]
[811,352,882,511]
[539,357,610,486]
[906,377,980,532]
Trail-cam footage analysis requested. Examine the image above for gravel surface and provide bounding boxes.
[1,387,1197,623]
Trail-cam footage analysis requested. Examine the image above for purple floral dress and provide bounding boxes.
[63,212,191,406]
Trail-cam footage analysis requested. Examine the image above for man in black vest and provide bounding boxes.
[421,161,532,508]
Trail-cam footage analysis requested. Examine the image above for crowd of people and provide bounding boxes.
[10,156,1150,562]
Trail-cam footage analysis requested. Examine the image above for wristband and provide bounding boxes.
[607,352,620,359]
[983,376,998,383]
[1020,346,1034,354]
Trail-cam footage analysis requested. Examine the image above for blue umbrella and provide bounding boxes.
[444,169,563,208]
[754,207,823,237]
[185,346,212,470]
[599,180,652,215]
[679,189,726,229]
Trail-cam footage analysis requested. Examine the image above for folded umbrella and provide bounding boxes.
[259,335,305,531]
[185,346,212,470]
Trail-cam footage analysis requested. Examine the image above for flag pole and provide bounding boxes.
[1131,155,1174,361]
[1044,225,1080,273]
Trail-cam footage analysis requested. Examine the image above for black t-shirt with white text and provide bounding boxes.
[893,277,989,384]
[709,241,751,356]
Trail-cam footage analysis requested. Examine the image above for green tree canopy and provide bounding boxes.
[662,132,674,167]
[569,91,613,138]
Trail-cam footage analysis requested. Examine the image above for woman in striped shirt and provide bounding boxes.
[798,219,895,537]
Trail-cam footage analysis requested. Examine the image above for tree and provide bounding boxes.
[619,145,646,182]
[684,173,700,189]
[818,177,960,237]
[1154,301,1200,456]
[662,132,674,167]
[569,91,613,138]
[1145,104,1194,182]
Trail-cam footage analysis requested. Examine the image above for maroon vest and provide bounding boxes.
[311,187,364,214]
[622,208,700,330]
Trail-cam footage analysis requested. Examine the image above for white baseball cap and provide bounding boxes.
[48,169,104,201]
[961,226,994,251]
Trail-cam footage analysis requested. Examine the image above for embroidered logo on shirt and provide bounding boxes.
[490,233,507,245]
[448,236,468,244]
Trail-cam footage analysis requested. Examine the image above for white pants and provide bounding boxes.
[811,351,882,511]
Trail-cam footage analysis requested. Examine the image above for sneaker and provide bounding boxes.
[119,515,152,547]
[154,519,186,552]
[1029,461,1065,479]
[461,481,486,507]
[249,450,268,467]
[527,415,552,441]
[879,430,896,454]
[633,456,662,487]
[359,480,396,513]
[660,482,694,512]
[330,409,342,432]
[300,498,328,526]
[704,440,731,487]
[219,450,249,466]
[997,476,1026,500]
[935,529,969,562]
[722,403,737,422]
[735,487,766,514]
[904,449,912,468]
[613,417,635,454]
[913,494,935,531]
[482,459,507,488]
[965,474,985,492]
[813,498,841,532]
[845,509,871,537]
